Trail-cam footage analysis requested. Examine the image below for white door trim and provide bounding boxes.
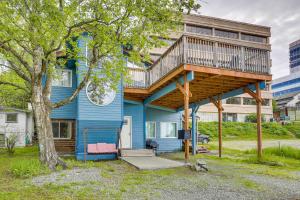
[121,116,132,149]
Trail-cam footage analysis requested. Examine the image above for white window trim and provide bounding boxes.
[6,113,18,123]
[160,122,178,139]
[52,120,72,140]
[146,121,156,139]
[52,69,72,88]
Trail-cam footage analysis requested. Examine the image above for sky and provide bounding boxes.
[199,0,300,79]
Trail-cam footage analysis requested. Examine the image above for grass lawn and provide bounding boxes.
[0,144,300,200]
[198,121,300,140]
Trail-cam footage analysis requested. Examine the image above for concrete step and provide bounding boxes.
[121,149,155,157]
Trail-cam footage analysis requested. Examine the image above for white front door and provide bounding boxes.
[120,116,132,149]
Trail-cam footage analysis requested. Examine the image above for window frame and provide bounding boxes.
[146,121,156,139]
[6,113,18,123]
[225,97,241,105]
[52,69,72,88]
[160,122,178,139]
[52,120,72,140]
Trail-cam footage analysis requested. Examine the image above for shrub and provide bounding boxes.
[9,159,49,178]
[245,113,266,123]
[6,133,18,155]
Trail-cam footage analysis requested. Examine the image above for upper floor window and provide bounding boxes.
[241,33,267,43]
[243,97,256,105]
[52,69,72,87]
[225,97,241,105]
[262,99,270,106]
[186,24,212,36]
[215,29,238,39]
[6,113,18,123]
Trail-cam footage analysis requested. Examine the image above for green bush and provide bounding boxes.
[9,159,49,178]
[245,113,266,123]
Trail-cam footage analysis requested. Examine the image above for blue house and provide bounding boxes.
[50,15,272,160]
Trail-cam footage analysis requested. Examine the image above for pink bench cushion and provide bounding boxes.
[87,144,98,153]
[88,143,118,154]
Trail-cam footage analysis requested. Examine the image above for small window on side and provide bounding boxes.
[6,113,18,123]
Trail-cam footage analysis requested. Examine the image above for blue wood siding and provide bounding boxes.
[76,38,122,121]
[124,103,145,149]
[74,36,123,160]
[76,120,122,160]
[51,60,77,119]
[146,107,182,152]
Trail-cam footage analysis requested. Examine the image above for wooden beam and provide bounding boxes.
[210,95,223,158]
[244,87,263,103]
[184,73,190,161]
[256,82,263,159]
[185,64,272,81]
[176,82,192,97]
[178,81,266,111]
[144,72,194,105]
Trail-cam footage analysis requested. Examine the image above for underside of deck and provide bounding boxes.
[124,64,272,110]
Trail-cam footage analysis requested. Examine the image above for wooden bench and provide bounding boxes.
[87,143,118,154]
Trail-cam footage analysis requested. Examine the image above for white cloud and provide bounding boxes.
[199,0,300,79]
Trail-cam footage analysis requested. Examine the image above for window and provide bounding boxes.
[241,33,267,43]
[223,113,237,122]
[262,99,270,106]
[160,122,177,138]
[186,24,212,35]
[52,121,72,139]
[243,97,256,105]
[215,29,238,39]
[52,69,72,87]
[146,122,156,138]
[6,113,18,123]
[225,97,241,105]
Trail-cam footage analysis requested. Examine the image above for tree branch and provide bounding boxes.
[0,81,29,92]
[51,66,93,109]
[0,62,31,83]
[0,43,33,73]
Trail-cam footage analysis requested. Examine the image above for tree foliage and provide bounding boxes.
[0,70,30,109]
[0,0,198,169]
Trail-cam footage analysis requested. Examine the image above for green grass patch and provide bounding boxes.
[198,122,297,140]
[9,159,50,178]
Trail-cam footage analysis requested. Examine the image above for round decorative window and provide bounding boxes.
[86,81,116,106]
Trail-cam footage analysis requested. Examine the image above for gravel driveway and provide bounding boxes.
[31,159,300,200]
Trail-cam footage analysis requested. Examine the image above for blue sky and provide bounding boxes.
[199,0,300,79]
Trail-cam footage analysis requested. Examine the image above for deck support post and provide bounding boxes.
[256,83,263,159]
[210,96,223,158]
[244,82,263,159]
[183,73,190,161]
[191,107,197,155]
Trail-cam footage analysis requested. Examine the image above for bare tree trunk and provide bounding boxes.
[32,85,66,170]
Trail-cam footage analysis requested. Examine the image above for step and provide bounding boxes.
[121,149,155,157]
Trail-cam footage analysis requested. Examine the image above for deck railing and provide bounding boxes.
[125,34,271,88]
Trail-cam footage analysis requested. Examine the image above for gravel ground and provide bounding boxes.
[32,167,102,186]
[31,160,300,200]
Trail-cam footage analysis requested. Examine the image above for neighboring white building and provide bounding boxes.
[0,107,34,147]
[198,85,273,122]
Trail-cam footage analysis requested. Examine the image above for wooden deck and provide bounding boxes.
[124,33,272,110]
[124,64,271,109]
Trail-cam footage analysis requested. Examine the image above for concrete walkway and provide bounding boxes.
[121,156,186,170]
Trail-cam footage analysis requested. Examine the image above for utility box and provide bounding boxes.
[178,130,191,140]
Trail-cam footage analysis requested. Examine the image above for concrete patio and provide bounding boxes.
[121,156,186,170]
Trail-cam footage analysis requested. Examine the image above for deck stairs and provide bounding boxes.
[120,149,155,157]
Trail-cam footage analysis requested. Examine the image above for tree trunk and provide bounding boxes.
[32,85,66,170]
